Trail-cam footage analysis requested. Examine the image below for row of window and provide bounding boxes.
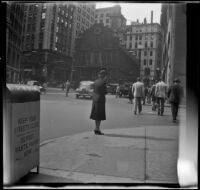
[95,18,110,23]
[77,6,95,16]
[77,14,94,23]
[95,13,110,18]
[127,35,154,41]
[128,41,154,49]
[143,59,153,66]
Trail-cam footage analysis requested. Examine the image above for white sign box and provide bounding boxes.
[4,101,40,185]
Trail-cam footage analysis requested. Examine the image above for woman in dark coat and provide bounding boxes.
[90,70,107,135]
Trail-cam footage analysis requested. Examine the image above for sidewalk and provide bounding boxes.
[16,125,179,186]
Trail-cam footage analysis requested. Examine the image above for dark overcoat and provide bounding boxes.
[90,78,107,120]
[167,83,184,104]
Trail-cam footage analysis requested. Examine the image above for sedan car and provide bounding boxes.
[27,80,45,94]
[75,81,94,99]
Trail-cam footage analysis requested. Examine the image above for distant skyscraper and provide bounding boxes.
[23,2,95,56]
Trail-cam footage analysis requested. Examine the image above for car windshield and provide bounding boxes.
[33,82,40,86]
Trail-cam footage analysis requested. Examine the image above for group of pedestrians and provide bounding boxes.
[89,69,184,135]
[131,77,184,123]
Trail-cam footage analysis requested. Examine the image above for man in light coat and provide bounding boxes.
[155,78,168,116]
[132,77,144,115]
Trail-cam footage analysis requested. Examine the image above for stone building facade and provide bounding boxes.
[125,21,162,86]
[73,23,140,84]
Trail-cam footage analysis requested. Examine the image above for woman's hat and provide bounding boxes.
[99,69,107,77]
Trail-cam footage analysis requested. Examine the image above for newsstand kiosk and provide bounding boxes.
[3,84,40,185]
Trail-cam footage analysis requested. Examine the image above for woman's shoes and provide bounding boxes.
[94,130,104,135]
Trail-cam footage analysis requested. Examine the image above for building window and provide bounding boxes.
[135,42,137,48]
[144,51,147,56]
[100,19,103,23]
[144,59,146,65]
[149,59,153,65]
[106,18,109,23]
[139,35,142,40]
[145,42,147,48]
[135,35,138,40]
[129,43,132,49]
[42,12,46,19]
[130,36,132,41]
[151,41,153,48]
[100,13,103,17]
[150,51,153,56]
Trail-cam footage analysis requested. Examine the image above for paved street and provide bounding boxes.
[40,87,183,143]
[13,87,187,186]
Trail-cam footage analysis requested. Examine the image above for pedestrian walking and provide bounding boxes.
[65,80,70,97]
[143,86,148,105]
[90,69,107,135]
[43,82,47,94]
[155,78,168,116]
[167,78,184,123]
[115,84,120,98]
[62,83,65,91]
[147,86,151,104]
[128,84,133,104]
[132,77,144,115]
[150,80,158,111]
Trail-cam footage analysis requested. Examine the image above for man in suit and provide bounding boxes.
[132,77,144,115]
[167,78,184,123]
[90,69,107,135]
[155,78,168,116]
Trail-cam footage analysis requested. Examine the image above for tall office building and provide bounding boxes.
[125,13,162,86]
[22,2,95,83]
[6,2,25,83]
[23,3,75,55]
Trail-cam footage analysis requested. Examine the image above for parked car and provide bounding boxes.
[27,80,45,94]
[107,83,119,94]
[75,81,94,99]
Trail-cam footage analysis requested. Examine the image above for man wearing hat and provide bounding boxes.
[167,78,184,123]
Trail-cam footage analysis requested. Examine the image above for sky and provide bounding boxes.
[96,2,162,25]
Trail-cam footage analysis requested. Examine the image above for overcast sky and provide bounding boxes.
[95,2,162,25]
